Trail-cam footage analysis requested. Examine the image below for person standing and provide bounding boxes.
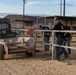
[52,17,68,60]
[39,25,50,51]
[43,26,50,51]
[64,26,71,55]
[26,28,35,56]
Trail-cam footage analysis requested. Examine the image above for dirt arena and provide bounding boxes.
[0,37,76,75]
[0,49,76,75]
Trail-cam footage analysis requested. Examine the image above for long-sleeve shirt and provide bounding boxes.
[42,26,50,37]
[52,22,64,37]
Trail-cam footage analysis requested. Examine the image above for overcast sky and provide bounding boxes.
[0,0,76,16]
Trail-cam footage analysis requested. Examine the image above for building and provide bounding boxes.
[43,16,76,26]
[5,15,37,28]
[4,15,54,29]
[5,15,76,29]
[36,17,54,28]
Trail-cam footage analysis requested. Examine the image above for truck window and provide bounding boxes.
[0,23,9,30]
[1,23,9,29]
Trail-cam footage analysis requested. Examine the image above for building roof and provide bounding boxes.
[4,15,37,21]
[40,15,76,19]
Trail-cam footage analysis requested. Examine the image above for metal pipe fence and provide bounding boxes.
[12,29,76,60]
[35,30,76,60]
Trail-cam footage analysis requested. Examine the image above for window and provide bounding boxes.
[0,23,9,30]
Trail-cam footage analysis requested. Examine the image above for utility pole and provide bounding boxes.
[63,0,65,16]
[23,0,26,28]
[60,0,62,16]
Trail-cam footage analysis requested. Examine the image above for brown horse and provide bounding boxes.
[70,26,76,40]
[70,26,76,30]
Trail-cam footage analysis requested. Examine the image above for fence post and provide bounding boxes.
[34,30,37,55]
[43,31,45,52]
[51,30,54,60]
[42,31,44,44]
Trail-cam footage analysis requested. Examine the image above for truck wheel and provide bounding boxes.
[26,52,33,57]
[0,44,5,60]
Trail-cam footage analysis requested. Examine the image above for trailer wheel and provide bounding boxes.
[0,44,5,60]
[26,51,33,57]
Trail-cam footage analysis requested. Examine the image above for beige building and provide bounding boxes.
[4,15,76,29]
[44,16,76,26]
[4,15,54,29]
[5,15,37,28]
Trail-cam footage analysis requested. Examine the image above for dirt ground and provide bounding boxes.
[0,48,76,75]
[0,37,76,75]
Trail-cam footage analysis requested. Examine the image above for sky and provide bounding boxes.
[0,0,76,16]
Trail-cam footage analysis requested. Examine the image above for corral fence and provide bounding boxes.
[12,29,76,60]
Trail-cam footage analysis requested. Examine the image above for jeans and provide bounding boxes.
[55,37,68,60]
[64,37,71,54]
[44,37,50,51]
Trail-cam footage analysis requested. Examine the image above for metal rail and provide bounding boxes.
[12,29,76,60]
